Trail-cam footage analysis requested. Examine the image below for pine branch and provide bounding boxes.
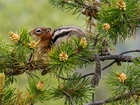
[85,90,140,105]
[57,49,140,92]
[4,49,140,76]
[76,55,134,79]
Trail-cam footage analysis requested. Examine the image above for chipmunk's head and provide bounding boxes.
[29,27,52,41]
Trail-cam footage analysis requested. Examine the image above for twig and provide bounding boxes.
[102,60,116,70]
[91,55,101,102]
[78,61,116,79]
[74,0,99,11]
[119,49,140,56]
[82,73,94,78]
[57,75,74,80]
[98,55,132,61]
[105,46,112,55]
[69,96,74,105]
[82,55,138,79]
[61,89,75,105]
[57,72,94,80]
[92,54,101,87]
[28,49,34,64]
[85,91,140,105]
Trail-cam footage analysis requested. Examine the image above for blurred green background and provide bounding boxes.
[0,0,139,105]
[0,0,86,39]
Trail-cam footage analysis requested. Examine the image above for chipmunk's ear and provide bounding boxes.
[46,28,51,33]
[35,28,42,35]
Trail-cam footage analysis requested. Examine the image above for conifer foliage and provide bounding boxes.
[0,0,140,105]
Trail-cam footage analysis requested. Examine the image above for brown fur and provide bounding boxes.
[29,27,52,53]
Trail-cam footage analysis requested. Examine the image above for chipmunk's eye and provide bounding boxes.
[46,28,51,33]
[35,28,42,35]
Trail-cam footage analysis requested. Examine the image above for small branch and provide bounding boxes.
[102,60,116,70]
[57,72,94,80]
[119,49,140,56]
[57,75,74,80]
[28,50,34,64]
[105,46,112,55]
[69,96,74,105]
[79,53,139,79]
[82,73,94,78]
[93,55,138,63]
[91,55,101,102]
[74,0,99,11]
[61,89,74,105]
[76,61,116,79]
[92,54,101,87]
[85,91,140,105]
[82,55,138,78]
[99,55,132,61]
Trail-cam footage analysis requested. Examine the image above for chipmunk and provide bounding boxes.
[29,25,87,53]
